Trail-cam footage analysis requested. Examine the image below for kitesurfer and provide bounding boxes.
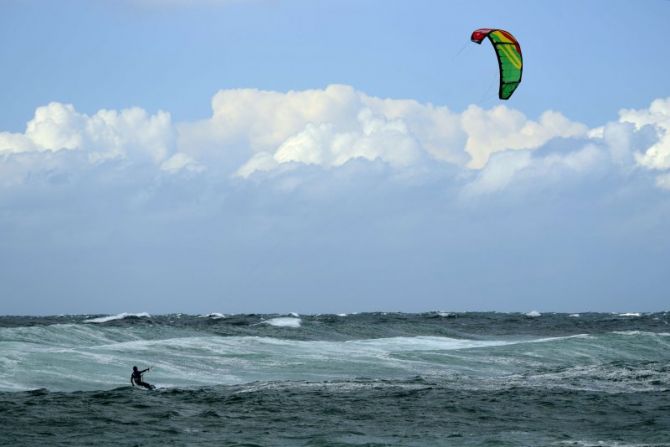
[130,366,155,390]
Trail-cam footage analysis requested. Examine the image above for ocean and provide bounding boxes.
[1,311,669,446]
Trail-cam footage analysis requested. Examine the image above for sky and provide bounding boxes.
[1,0,669,315]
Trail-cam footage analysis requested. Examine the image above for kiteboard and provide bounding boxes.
[132,384,157,391]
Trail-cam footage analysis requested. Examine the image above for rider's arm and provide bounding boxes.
[141,368,150,373]
[130,375,135,386]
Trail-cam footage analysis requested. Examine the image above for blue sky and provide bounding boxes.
[1,0,669,314]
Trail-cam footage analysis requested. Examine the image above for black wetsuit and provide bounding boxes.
[131,368,154,390]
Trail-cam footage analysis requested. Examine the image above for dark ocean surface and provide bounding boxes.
[1,312,669,446]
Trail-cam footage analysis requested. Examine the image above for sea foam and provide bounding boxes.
[83,312,151,323]
[262,317,302,328]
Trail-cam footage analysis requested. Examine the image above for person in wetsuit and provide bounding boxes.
[130,366,155,390]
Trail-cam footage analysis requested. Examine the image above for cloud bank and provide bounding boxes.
[1,86,669,313]
[3,85,668,189]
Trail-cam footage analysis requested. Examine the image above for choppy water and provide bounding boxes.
[1,311,669,446]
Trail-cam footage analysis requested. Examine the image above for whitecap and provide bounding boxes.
[613,330,643,336]
[83,312,151,323]
[336,313,347,317]
[612,330,670,337]
[262,317,301,328]
[569,313,580,317]
[527,333,591,344]
[289,312,300,317]
[202,313,226,319]
[525,310,541,317]
[618,312,641,317]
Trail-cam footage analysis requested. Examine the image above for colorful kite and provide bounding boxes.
[470,28,523,100]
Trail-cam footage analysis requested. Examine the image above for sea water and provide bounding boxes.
[1,312,669,446]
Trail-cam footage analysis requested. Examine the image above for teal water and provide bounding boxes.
[1,312,669,446]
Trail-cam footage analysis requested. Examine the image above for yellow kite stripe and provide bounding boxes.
[499,44,522,70]
[492,30,513,44]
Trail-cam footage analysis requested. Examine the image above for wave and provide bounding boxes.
[83,312,151,323]
[2,328,670,394]
[3,312,669,338]
[261,317,302,328]
[201,313,226,319]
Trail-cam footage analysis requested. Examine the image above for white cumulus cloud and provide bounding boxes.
[461,106,589,169]
[2,87,670,194]
[178,84,591,177]
[0,103,176,165]
[622,98,670,172]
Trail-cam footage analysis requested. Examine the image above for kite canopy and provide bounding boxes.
[471,28,523,100]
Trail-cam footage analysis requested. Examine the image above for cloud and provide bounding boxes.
[2,90,670,313]
[0,103,82,154]
[160,153,205,174]
[623,98,670,171]
[0,103,176,165]
[236,109,424,177]
[461,106,589,169]
[2,87,670,196]
[461,150,532,196]
[177,84,593,178]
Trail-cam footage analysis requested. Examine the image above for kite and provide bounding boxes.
[470,28,523,100]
